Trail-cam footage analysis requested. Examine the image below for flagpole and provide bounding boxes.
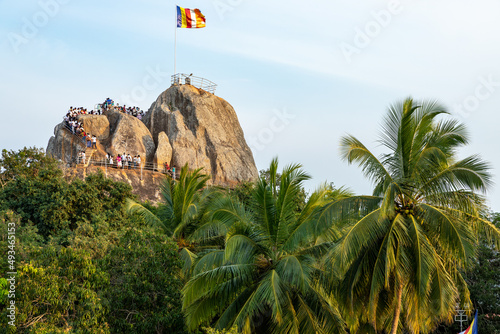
[174,4,177,77]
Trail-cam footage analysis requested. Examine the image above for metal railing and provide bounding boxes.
[75,158,178,180]
[62,122,86,146]
[171,73,217,94]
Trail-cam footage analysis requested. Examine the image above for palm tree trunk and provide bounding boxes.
[389,282,403,334]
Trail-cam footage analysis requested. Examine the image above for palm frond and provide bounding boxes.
[180,247,198,280]
[268,157,279,196]
[280,186,333,252]
[419,203,475,265]
[125,198,169,233]
[408,215,435,308]
[276,255,313,293]
[183,262,255,313]
[275,162,311,246]
[444,207,500,249]
[224,232,261,264]
[214,285,258,331]
[331,208,386,271]
[192,249,225,276]
[418,155,492,197]
[252,176,277,242]
[340,135,393,189]
[366,214,407,320]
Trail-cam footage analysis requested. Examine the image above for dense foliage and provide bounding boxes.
[0,148,186,333]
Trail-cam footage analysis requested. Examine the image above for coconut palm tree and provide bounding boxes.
[126,164,223,278]
[182,158,348,334]
[328,98,500,333]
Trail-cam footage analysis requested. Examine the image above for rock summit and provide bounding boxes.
[47,84,258,187]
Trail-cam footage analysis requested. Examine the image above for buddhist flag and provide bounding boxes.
[459,310,478,334]
[177,6,206,28]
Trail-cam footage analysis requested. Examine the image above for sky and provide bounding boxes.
[1,0,499,211]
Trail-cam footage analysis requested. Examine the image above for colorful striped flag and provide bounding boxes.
[459,310,478,334]
[177,6,206,28]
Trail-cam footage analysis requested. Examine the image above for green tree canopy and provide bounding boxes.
[0,157,134,240]
[0,147,60,186]
[0,149,187,333]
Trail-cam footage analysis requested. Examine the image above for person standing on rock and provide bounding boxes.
[92,135,97,149]
[117,155,122,168]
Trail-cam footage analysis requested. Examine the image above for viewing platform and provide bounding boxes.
[171,73,217,94]
[75,157,179,180]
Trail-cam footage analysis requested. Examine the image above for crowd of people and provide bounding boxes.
[76,150,176,177]
[64,107,99,154]
[106,153,142,169]
[63,97,147,151]
[64,107,88,137]
[64,99,146,134]
[101,98,145,119]
[123,106,145,120]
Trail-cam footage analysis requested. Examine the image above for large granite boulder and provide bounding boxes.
[105,111,155,162]
[143,84,258,186]
[47,123,86,163]
[79,114,110,140]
